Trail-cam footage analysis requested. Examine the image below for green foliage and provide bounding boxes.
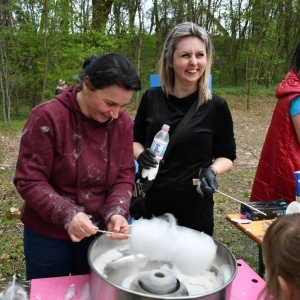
[2,0,300,121]
[0,120,27,132]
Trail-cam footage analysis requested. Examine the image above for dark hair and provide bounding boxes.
[75,53,141,91]
[259,214,300,299]
[292,42,300,71]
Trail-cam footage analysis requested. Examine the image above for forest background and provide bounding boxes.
[1,0,300,125]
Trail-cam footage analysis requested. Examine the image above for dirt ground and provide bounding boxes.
[211,95,276,272]
[0,94,276,282]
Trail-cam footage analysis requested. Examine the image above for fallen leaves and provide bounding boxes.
[9,207,21,218]
[0,254,10,260]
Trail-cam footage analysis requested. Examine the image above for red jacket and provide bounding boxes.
[14,85,135,240]
[250,70,300,203]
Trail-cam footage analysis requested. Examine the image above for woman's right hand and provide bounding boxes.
[137,148,158,169]
[67,212,98,242]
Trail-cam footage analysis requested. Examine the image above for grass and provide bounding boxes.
[213,83,278,99]
[0,167,26,285]
[0,120,27,132]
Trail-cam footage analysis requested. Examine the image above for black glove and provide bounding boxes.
[137,148,158,169]
[197,168,218,196]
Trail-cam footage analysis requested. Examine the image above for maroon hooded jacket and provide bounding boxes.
[250,70,300,203]
[14,85,135,240]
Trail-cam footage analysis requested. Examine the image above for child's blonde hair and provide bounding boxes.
[259,213,300,299]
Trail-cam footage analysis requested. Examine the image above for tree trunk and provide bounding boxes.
[92,0,115,31]
[41,0,49,103]
[0,0,11,125]
[135,0,143,109]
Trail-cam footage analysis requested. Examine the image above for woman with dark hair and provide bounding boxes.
[133,22,236,236]
[251,43,300,203]
[14,53,141,280]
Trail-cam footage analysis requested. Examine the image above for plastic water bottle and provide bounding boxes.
[295,171,300,203]
[141,124,170,180]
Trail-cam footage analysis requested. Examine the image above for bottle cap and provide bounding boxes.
[162,124,170,131]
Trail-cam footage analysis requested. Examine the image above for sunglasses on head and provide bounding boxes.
[174,24,207,35]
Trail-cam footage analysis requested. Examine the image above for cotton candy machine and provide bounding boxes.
[88,229,237,300]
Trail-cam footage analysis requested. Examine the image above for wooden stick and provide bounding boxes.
[97,230,130,237]
[215,190,267,216]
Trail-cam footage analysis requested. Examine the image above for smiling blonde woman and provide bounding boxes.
[133,22,236,236]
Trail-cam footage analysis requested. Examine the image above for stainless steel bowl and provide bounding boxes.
[88,230,237,300]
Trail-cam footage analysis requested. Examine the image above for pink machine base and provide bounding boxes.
[30,259,265,300]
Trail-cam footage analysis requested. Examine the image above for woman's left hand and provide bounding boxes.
[197,168,218,195]
[106,215,130,240]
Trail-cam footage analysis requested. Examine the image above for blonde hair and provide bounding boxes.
[259,214,300,299]
[158,22,213,106]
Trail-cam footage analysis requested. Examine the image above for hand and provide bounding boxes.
[137,148,158,169]
[106,215,130,240]
[68,212,99,242]
[197,168,218,196]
